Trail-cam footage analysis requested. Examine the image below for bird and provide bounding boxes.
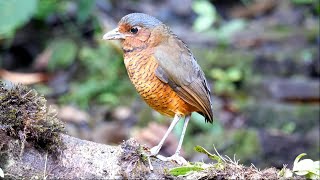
[103,13,213,164]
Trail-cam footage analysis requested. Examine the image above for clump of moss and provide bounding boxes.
[0,81,64,156]
[119,139,150,179]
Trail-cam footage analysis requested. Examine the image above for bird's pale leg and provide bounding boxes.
[174,115,190,156]
[150,114,181,156]
[165,115,190,164]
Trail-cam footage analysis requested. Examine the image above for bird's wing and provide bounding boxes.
[154,35,213,123]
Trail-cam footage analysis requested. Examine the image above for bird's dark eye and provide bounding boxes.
[130,27,139,34]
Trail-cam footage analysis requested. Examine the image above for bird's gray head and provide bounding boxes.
[119,13,163,29]
[103,13,167,48]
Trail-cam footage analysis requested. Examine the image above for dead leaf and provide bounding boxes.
[0,69,50,84]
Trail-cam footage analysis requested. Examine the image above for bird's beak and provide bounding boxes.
[103,28,126,40]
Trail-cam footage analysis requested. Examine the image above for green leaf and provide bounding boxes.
[294,153,307,166]
[210,68,226,80]
[313,161,320,172]
[307,160,319,175]
[281,122,296,134]
[48,38,77,71]
[292,153,320,178]
[214,81,236,94]
[294,159,315,175]
[193,16,215,32]
[194,145,222,162]
[192,0,215,15]
[169,165,204,176]
[0,0,38,37]
[226,68,242,81]
[192,0,217,32]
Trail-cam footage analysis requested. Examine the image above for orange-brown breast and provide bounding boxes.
[124,51,197,117]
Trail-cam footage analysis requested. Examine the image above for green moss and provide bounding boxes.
[0,81,65,156]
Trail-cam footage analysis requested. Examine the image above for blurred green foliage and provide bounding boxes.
[34,0,61,19]
[59,42,133,108]
[48,38,77,72]
[0,0,133,109]
[242,102,320,134]
[208,19,246,44]
[192,0,246,44]
[192,0,248,95]
[183,125,261,165]
[0,0,38,37]
[192,0,217,32]
[291,0,320,14]
[35,0,95,24]
[210,67,243,94]
[194,47,254,96]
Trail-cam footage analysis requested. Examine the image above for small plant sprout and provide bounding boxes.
[292,153,320,179]
[279,153,320,179]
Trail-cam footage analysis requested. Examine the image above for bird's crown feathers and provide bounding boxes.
[120,13,162,28]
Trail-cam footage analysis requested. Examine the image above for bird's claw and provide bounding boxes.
[146,155,154,171]
[149,145,161,156]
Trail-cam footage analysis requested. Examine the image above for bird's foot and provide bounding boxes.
[147,147,188,170]
[156,153,188,165]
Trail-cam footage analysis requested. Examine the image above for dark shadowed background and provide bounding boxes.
[0,0,319,169]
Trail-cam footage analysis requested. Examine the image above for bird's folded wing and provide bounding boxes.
[153,36,213,123]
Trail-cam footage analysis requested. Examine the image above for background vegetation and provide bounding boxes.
[0,0,319,170]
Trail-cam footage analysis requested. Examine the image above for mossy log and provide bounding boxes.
[0,82,280,179]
